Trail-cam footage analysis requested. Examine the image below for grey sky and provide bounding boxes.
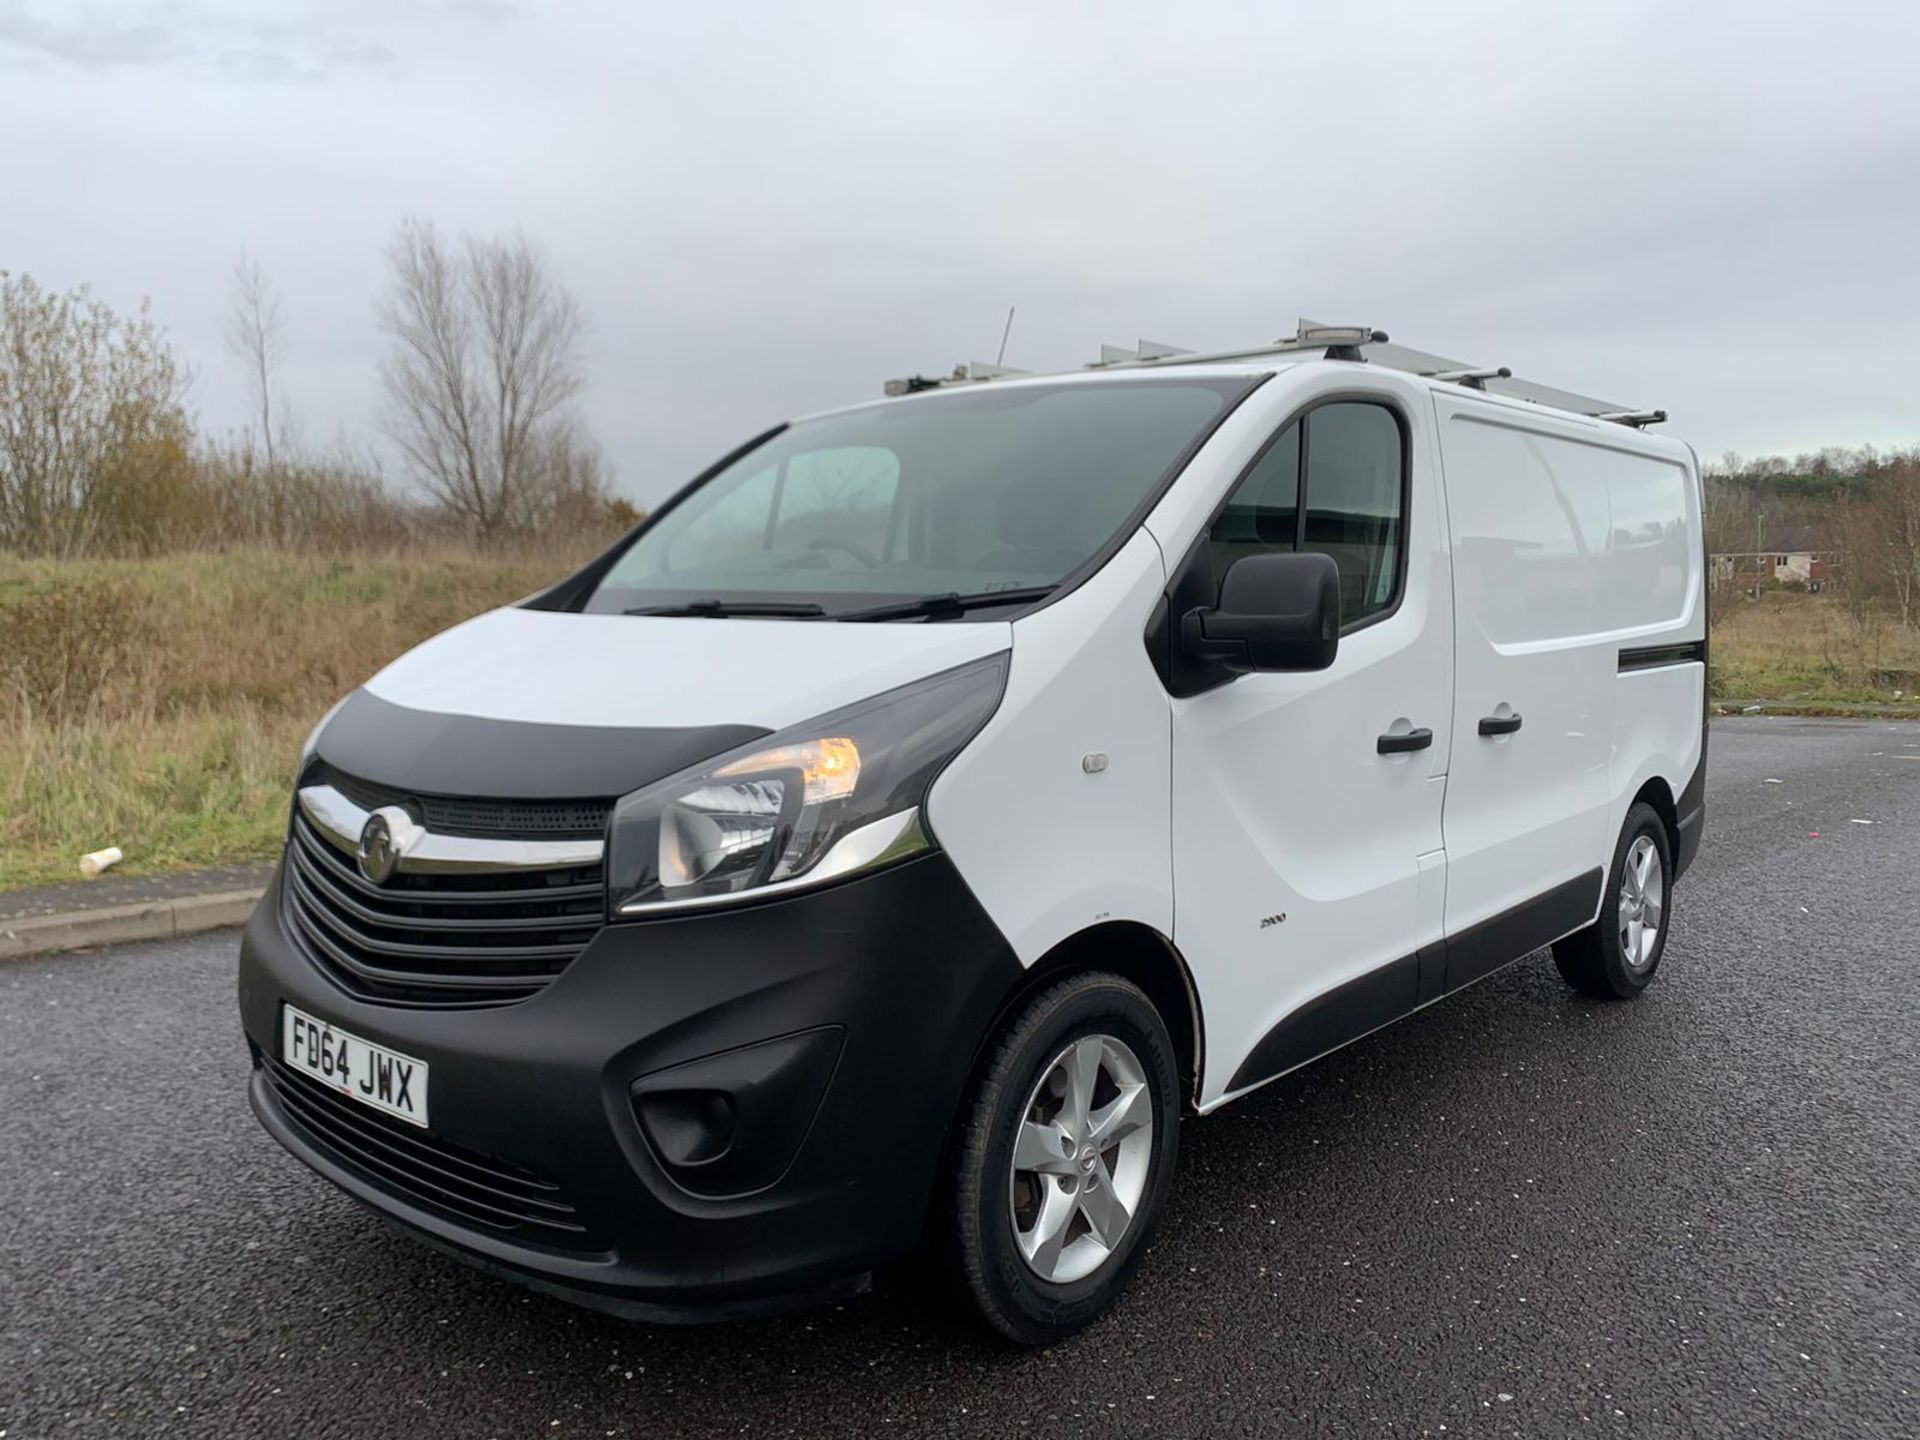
[4,0,1917,505]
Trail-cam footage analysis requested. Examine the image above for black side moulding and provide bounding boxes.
[1226,869,1605,1095]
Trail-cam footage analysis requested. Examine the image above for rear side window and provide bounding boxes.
[1207,400,1405,629]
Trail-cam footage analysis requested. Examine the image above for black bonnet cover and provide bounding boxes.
[313,689,770,801]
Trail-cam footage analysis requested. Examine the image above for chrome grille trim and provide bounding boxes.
[304,760,612,839]
[297,784,603,874]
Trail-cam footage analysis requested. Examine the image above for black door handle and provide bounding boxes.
[1377,727,1434,755]
[1478,713,1523,736]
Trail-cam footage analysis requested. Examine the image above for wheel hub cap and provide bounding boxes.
[1618,834,1666,971]
[1007,1033,1154,1285]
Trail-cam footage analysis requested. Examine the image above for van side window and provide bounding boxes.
[1206,421,1300,592]
[1207,403,1403,629]
[1302,403,1403,627]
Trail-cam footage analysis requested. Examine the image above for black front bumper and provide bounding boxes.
[238,851,1021,1317]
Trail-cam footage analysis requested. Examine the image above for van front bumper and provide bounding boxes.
[237,851,1021,1319]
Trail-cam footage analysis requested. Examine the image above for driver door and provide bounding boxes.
[1166,386,1454,1105]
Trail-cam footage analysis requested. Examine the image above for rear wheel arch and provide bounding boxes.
[1555,798,1672,999]
[1631,775,1680,863]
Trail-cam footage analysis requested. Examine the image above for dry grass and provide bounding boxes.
[1710,588,1920,704]
[4,557,1916,890]
[0,547,587,888]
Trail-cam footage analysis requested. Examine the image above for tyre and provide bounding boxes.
[1553,801,1673,999]
[951,972,1181,1345]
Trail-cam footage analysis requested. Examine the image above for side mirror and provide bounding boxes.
[1179,551,1341,673]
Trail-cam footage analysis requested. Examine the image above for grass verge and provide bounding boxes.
[4,562,1917,890]
[1710,589,1920,705]
[0,548,582,888]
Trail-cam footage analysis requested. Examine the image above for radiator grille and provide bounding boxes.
[283,809,604,1007]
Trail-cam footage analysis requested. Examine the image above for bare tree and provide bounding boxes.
[1871,458,1920,629]
[376,218,591,541]
[1830,452,1920,628]
[1700,464,1759,603]
[224,252,285,471]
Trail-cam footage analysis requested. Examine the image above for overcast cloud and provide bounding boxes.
[4,0,1917,504]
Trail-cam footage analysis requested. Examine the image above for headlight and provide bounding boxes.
[608,653,1009,915]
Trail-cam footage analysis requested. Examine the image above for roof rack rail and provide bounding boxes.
[1425,365,1512,391]
[884,319,1667,426]
[1086,339,1198,368]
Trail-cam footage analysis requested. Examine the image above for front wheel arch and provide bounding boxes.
[949,969,1184,1343]
[915,923,1201,1263]
[978,922,1204,1114]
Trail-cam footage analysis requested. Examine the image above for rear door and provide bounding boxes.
[1433,396,1617,980]
[1164,376,1454,1105]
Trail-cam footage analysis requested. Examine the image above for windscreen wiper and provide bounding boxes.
[830,586,1058,623]
[623,599,827,618]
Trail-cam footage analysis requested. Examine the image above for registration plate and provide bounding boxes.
[280,1004,429,1127]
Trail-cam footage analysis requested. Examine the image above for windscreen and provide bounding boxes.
[586,376,1251,617]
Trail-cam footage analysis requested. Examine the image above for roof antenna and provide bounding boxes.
[995,306,1016,367]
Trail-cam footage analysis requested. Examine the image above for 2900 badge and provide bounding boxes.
[281,1004,429,1127]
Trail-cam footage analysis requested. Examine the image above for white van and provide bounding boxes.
[239,324,1707,1344]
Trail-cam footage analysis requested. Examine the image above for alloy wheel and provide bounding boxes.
[1618,833,1665,971]
[1006,1033,1154,1284]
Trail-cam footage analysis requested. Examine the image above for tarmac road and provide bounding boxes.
[3,716,1916,1438]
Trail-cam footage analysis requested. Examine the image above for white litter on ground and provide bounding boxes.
[79,846,124,878]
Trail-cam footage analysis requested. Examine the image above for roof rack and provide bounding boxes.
[884,320,1666,427]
